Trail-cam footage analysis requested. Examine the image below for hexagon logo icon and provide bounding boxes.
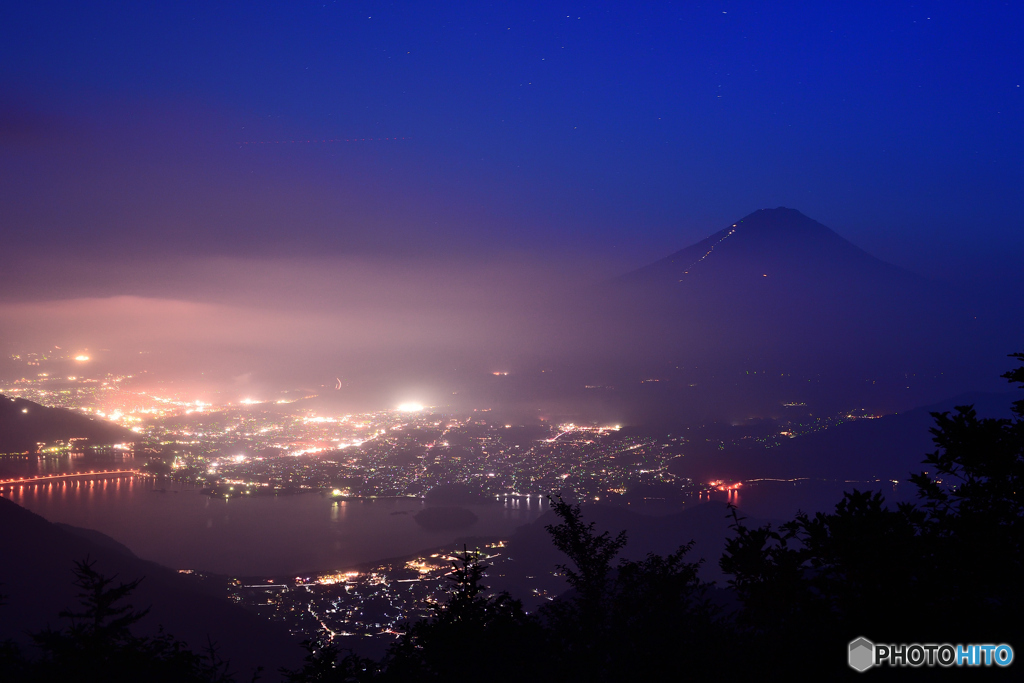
[849,637,875,672]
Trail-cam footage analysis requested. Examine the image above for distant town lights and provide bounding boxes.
[397,402,424,413]
[74,355,90,362]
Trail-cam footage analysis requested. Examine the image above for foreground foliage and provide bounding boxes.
[720,353,1024,673]
[2,559,241,683]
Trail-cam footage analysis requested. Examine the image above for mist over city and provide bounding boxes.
[1,2,1022,681]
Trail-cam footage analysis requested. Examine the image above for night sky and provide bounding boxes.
[0,2,1021,396]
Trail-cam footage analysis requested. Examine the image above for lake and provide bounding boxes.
[1,474,550,576]
[1,454,920,577]
[698,478,919,521]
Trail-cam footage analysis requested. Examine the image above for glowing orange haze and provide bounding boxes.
[0,255,615,402]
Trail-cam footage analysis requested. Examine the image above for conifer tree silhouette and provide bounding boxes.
[379,545,543,682]
[721,351,1024,675]
[542,496,722,681]
[29,557,239,683]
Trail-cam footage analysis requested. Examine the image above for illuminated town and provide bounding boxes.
[2,347,883,501]
[182,541,560,652]
[1,346,895,647]
[2,352,687,501]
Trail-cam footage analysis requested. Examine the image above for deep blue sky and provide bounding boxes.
[1,1,1021,281]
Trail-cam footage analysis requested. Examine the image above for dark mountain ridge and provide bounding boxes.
[623,207,916,288]
[668,389,1021,483]
[613,207,948,350]
[0,395,136,454]
[566,207,1019,421]
[0,496,301,677]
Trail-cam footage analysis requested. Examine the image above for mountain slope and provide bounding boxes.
[0,395,136,454]
[576,207,1013,419]
[667,390,1021,482]
[0,497,301,677]
[624,207,914,288]
[614,207,945,347]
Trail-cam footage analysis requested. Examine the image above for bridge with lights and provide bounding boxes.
[0,469,153,488]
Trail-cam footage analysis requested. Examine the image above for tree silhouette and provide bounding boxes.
[379,546,544,682]
[28,557,238,683]
[279,640,377,683]
[907,351,1024,639]
[543,496,626,632]
[721,351,1024,675]
[542,496,723,681]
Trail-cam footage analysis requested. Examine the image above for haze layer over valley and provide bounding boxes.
[2,208,1018,427]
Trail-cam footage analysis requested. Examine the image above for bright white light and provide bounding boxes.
[74,355,90,362]
[240,398,261,405]
[397,402,424,413]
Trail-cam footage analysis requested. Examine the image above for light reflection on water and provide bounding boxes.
[2,460,920,578]
[1,477,548,577]
[691,479,917,521]
[0,453,139,480]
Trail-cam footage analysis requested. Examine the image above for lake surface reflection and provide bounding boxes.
[0,452,139,479]
[2,476,549,576]
[2,457,920,577]
[696,478,919,521]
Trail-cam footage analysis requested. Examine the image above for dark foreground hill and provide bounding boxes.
[0,497,301,678]
[0,395,136,454]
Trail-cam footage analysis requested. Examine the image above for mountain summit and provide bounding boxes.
[578,207,993,417]
[624,207,913,288]
[614,207,933,340]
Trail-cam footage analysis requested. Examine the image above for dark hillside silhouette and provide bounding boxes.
[27,558,238,682]
[668,390,1020,482]
[0,497,301,677]
[0,395,136,454]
